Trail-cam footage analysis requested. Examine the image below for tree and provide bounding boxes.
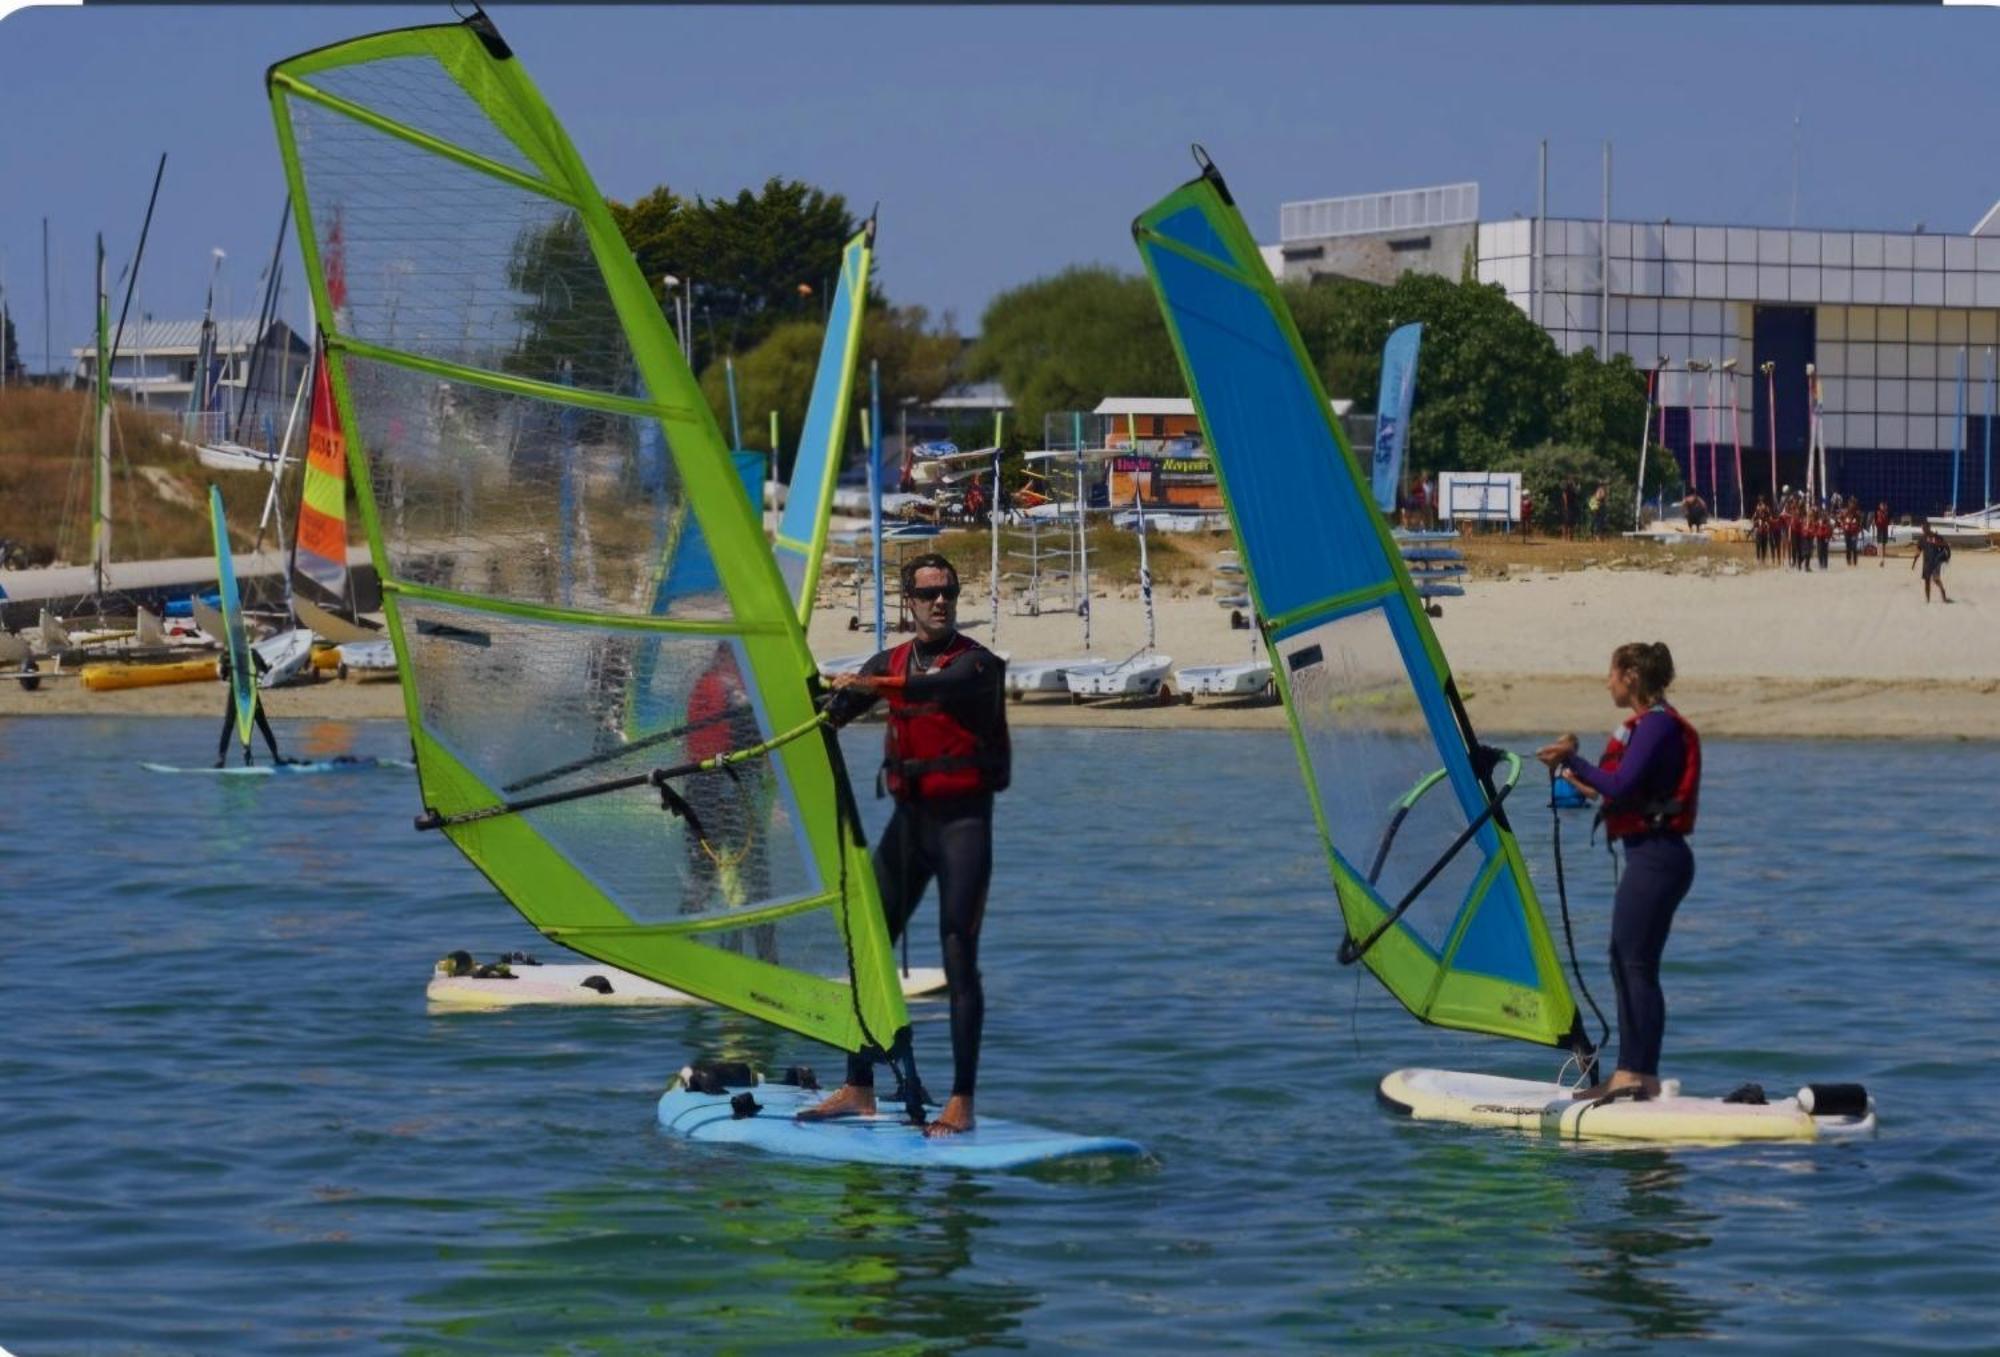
[1282,271,1563,474]
[610,178,860,369]
[1,305,19,380]
[1551,347,1649,472]
[697,304,961,477]
[967,267,1182,434]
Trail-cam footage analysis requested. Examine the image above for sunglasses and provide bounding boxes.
[907,585,960,603]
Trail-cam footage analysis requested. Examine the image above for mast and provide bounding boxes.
[93,235,110,600]
[1073,410,1089,652]
[725,355,743,449]
[989,410,1003,646]
[1952,345,1966,516]
[870,360,885,652]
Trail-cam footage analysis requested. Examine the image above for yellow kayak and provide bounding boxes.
[81,656,221,691]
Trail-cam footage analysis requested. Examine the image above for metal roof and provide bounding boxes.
[69,317,304,359]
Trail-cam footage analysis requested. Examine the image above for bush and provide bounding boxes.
[1494,443,1683,536]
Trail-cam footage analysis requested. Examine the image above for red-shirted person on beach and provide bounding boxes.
[1815,509,1833,570]
[1874,501,1892,567]
[1840,501,1863,567]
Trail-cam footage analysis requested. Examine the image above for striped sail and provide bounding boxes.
[1134,161,1587,1052]
[773,221,873,623]
[266,13,909,1056]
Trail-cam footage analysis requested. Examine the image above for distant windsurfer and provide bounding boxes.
[681,642,776,961]
[800,552,1009,1137]
[215,647,288,767]
[1537,641,1700,1102]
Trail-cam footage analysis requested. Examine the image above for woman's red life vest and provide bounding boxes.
[1597,705,1701,839]
[881,633,1010,802]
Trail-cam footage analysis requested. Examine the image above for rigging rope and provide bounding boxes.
[1547,765,1611,1061]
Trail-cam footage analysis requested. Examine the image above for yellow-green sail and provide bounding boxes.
[266,12,909,1061]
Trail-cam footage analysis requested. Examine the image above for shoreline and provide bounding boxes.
[7,547,1993,740]
[5,669,1995,741]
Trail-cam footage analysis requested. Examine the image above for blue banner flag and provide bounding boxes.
[1371,323,1423,514]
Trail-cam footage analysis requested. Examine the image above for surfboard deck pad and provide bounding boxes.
[428,963,948,1011]
[657,1080,1146,1170]
[1379,1067,1876,1144]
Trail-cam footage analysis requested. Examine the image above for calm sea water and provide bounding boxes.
[3,717,1996,1353]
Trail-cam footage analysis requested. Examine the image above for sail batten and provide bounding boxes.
[268,15,909,1056]
[1135,166,1582,1052]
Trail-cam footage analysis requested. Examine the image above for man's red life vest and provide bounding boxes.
[881,633,1010,802]
[1596,704,1701,840]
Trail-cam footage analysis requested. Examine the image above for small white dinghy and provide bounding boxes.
[1175,660,1272,698]
[1064,653,1173,699]
[1005,656,1105,696]
[253,627,317,688]
[335,637,397,679]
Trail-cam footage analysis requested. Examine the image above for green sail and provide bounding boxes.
[208,484,259,750]
[1134,160,1586,1053]
[265,13,909,1057]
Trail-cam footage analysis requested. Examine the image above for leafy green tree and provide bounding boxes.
[1496,441,1680,535]
[1284,271,1563,473]
[967,267,1181,434]
[696,304,960,477]
[610,179,859,369]
[1551,347,1648,470]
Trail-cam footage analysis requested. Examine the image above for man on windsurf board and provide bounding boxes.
[215,647,290,768]
[800,553,1009,1137]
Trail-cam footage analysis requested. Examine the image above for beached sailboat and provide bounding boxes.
[1066,486,1171,699]
[1136,152,1872,1143]
[267,11,1129,1167]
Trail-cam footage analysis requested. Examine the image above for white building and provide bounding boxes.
[71,317,309,417]
[1278,181,2000,516]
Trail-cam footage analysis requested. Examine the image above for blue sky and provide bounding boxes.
[1,4,1994,373]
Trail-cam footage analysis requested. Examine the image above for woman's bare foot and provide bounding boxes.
[1572,1071,1659,1101]
[796,1085,876,1121]
[922,1093,974,1138]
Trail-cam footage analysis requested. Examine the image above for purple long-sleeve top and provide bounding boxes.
[1562,708,1687,810]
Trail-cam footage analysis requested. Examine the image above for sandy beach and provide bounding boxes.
[6,545,1994,740]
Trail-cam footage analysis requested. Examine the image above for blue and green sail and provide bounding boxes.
[208,484,259,751]
[1133,159,1587,1053]
[773,220,873,625]
[266,13,910,1058]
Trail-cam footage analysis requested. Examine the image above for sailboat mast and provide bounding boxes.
[870,360,885,652]
[989,410,1003,646]
[1134,486,1154,652]
[93,235,110,600]
[1073,410,1089,652]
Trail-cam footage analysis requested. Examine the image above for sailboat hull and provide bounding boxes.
[428,963,946,1011]
[1378,1067,1876,1144]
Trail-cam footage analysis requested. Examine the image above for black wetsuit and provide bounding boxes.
[828,633,1008,1098]
[216,650,285,767]
[1564,712,1695,1079]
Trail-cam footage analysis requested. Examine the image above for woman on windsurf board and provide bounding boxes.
[1537,641,1700,1102]
[800,552,1010,1138]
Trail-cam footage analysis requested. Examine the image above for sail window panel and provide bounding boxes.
[1146,246,1390,622]
[684,909,850,989]
[1278,604,1487,960]
[288,95,636,393]
[399,599,821,921]
[339,358,726,619]
[297,55,544,181]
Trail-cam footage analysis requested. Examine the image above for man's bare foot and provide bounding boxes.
[1572,1071,1659,1101]
[922,1093,974,1138]
[796,1084,876,1121]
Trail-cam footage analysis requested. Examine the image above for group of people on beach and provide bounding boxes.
[1748,492,1886,571]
